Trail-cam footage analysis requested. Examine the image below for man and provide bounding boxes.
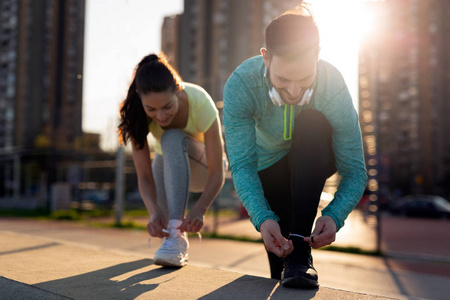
[223,5,367,289]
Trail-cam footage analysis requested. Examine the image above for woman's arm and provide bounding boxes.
[178,118,225,233]
[131,139,169,238]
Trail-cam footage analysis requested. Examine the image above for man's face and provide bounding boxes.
[263,50,318,105]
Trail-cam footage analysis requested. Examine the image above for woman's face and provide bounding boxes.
[140,91,179,127]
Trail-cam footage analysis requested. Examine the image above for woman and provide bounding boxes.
[118,53,226,267]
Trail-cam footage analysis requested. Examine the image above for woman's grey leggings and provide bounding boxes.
[152,129,209,221]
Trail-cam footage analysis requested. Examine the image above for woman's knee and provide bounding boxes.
[160,129,186,150]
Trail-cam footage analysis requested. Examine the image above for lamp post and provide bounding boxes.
[115,145,125,226]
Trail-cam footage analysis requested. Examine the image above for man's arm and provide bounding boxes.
[223,73,279,231]
[224,72,293,257]
[319,82,368,232]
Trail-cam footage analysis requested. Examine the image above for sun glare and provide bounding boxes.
[311,0,379,108]
[354,2,377,42]
[313,0,376,49]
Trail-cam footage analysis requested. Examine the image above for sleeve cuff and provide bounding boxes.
[321,210,343,232]
[253,213,280,232]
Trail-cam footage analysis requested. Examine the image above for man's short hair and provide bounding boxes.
[265,5,319,59]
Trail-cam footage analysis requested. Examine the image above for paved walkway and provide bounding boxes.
[2,224,390,300]
[2,218,450,299]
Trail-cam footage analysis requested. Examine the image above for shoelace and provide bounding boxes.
[148,230,202,248]
[162,228,202,243]
[289,233,306,239]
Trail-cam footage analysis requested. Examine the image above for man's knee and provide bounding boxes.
[291,110,336,174]
[295,110,331,133]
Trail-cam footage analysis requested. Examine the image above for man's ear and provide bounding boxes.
[260,47,270,68]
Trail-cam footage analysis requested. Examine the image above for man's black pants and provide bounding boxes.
[258,110,337,279]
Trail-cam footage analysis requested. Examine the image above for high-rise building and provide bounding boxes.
[161,15,180,68]
[162,0,299,106]
[0,0,86,201]
[1,0,85,151]
[359,0,450,198]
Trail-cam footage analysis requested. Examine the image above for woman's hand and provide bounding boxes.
[146,207,169,238]
[131,140,167,238]
[178,203,205,233]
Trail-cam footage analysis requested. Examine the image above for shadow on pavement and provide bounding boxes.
[35,259,180,300]
[382,257,409,297]
[197,275,318,300]
[0,242,59,256]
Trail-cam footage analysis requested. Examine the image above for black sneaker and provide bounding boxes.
[281,234,319,289]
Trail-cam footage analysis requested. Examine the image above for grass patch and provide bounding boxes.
[0,208,50,218]
[50,210,83,221]
[319,245,382,256]
[196,232,263,243]
[111,221,146,230]
[79,209,114,218]
[0,208,115,220]
[87,220,146,231]
[122,209,149,217]
[205,209,239,217]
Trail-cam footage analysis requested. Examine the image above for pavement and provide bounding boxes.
[1,214,450,300]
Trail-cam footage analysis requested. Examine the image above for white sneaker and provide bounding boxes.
[153,225,189,267]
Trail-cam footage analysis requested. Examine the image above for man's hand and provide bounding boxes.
[260,219,293,258]
[304,215,337,249]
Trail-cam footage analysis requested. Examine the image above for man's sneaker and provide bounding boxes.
[153,227,189,267]
[281,234,319,289]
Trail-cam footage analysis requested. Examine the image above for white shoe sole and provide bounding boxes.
[153,253,188,267]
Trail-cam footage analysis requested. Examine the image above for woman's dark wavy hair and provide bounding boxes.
[118,53,182,149]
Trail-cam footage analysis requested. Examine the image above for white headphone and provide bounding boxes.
[264,66,313,107]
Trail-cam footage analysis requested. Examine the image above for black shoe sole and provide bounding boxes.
[281,276,319,289]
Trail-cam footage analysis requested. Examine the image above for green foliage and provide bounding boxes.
[50,210,82,220]
[197,232,263,243]
[0,208,50,217]
[111,221,145,230]
[321,245,383,256]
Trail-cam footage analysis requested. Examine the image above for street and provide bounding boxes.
[1,217,449,299]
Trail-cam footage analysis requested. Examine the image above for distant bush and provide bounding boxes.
[50,210,82,220]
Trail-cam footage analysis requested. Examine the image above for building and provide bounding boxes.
[161,15,180,68]
[162,0,299,108]
[0,0,86,204]
[359,0,450,200]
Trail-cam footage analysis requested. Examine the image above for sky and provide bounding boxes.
[83,0,374,150]
[83,0,185,150]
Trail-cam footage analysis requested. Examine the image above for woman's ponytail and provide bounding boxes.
[118,53,182,149]
[118,79,149,149]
